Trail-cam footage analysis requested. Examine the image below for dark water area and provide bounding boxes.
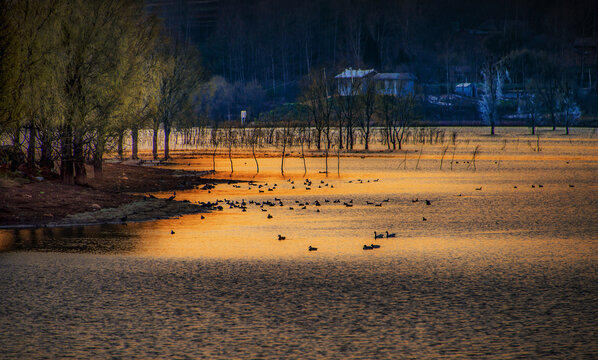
[1,252,597,359]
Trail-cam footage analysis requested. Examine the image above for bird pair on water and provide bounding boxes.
[374,231,396,239]
[363,244,381,250]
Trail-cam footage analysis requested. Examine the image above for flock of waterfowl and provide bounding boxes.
[167,176,576,252]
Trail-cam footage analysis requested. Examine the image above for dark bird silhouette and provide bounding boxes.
[374,231,384,239]
[171,230,175,234]
[425,200,431,205]
[370,244,381,249]
[308,246,318,251]
[475,187,482,191]
[422,217,427,221]
[386,231,396,238]
[267,214,273,219]
[278,235,286,240]
[363,245,374,250]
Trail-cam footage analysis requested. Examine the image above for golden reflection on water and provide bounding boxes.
[3,128,597,261]
[139,141,597,261]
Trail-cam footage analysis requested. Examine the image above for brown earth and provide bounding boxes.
[0,162,230,228]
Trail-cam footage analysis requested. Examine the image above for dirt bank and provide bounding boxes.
[0,162,230,228]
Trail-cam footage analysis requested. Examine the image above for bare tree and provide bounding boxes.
[479,61,505,136]
[300,69,333,150]
[377,92,416,150]
[334,77,361,150]
[358,80,376,150]
[249,124,262,174]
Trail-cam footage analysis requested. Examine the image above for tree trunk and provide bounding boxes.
[117,131,124,160]
[301,140,306,176]
[152,128,159,160]
[93,150,103,179]
[164,125,171,160]
[316,130,321,150]
[325,148,328,174]
[212,144,218,172]
[280,139,285,176]
[26,123,36,171]
[39,129,53,170]
[228,144,233,174]
[11,128,22,171]
[252,141,259,174]
[93,140,104,179]
[131,126,139,160]
[61,124,74,185]
[73,135,87,185]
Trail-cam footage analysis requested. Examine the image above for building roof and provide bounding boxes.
[335,68,376,79]
[373,73,416,80]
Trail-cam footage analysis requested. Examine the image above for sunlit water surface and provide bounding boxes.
[1,128,598,358]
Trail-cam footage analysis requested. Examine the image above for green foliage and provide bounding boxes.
[0,0,203,178]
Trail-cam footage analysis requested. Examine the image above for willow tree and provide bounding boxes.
[57,0,150,183]
[89,3,159,176]
[153,43,202,160]
[0,0,60,171]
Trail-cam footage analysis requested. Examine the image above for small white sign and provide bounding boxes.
[241,110,247,124]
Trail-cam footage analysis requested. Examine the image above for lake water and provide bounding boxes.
[1,128,598,358]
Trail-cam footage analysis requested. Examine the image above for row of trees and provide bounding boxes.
[0,0,202,183]
[479,51,582,136]
[300,70,417,153]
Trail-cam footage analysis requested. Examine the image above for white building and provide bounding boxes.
[335,68,376,96]
[374,73,416,96]
[335,68,416,96]
[455,82,477,97]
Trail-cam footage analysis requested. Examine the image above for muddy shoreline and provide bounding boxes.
[0,161,233,229]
